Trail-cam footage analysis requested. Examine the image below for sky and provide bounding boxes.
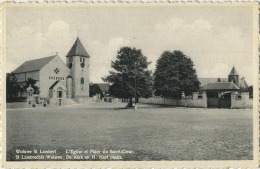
[6,4,255,85]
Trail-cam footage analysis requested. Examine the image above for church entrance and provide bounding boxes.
[57,87,63,106]
[57,87,63,98]
[58,91,62,98]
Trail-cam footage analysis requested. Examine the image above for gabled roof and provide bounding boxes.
[229,66,239,76]
[49,81,60,89]
[12,55,56,74]
[201,82,239,91]
[198,78,228,86]
[49,80,67,90]
[240,77,249,89]
[66,37,90,58]
[199,77,249,89]
[95,83,109,92]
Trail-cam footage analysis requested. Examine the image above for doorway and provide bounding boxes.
[207,91,231,108]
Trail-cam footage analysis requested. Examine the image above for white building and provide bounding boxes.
[12,37,90,105]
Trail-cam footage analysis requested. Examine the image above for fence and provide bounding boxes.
[139,92,253,109]
[139,92,207,108]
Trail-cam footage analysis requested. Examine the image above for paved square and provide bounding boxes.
[7,102,253,161]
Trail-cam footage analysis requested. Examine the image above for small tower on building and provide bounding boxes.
[228,66,239,87]
[66,37,90,99]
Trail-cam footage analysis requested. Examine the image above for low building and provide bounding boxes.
[200,82,239,108]
[90,83,109,100]
[199,66,252,108]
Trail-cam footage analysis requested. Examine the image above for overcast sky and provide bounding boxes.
[6,4,255,85]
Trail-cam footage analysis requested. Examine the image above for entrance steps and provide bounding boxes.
[63,98,79,105]
[72,97,96,104]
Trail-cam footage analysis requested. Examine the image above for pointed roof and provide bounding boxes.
[66,37,90,58]
[12,55,56,74]
[229,66,239,76]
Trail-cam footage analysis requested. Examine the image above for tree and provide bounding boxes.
[24,78,39,94]
[103,47,153,106]
[6,73,22,102]
[154,50,200,98]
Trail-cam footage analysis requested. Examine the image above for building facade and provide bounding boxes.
[11,37,90,105]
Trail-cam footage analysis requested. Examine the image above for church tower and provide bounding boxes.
[228,66,239,87]
[66,38,90,99]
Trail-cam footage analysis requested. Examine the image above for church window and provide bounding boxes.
[69,63,72,68]
[81,77,84,84]
[83,58,85,62]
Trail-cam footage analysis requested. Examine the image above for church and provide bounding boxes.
[12,37,90,106]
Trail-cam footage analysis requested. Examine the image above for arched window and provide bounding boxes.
[81,77,84,84]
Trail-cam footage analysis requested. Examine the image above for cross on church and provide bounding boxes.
[54,68,59,74]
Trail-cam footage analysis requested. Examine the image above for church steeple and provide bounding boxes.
[66,37,90,99]
[229,65,239,76]
[66,37,90,58]
[228,66,239,87]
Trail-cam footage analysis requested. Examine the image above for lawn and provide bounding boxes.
[6,102,253,161]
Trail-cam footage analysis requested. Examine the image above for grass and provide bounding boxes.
[6,102,253,161]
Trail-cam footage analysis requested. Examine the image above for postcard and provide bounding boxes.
[1,2,259,168]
